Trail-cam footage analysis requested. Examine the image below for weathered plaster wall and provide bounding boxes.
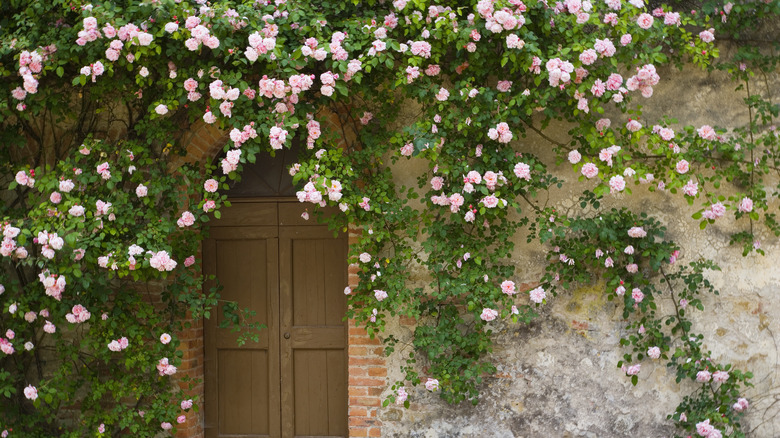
[376,58,780,437]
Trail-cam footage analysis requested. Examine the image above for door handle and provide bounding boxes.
[284,332,291,339]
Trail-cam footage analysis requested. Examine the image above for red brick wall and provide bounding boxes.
[176,120,387,438]
[347,227,386,438]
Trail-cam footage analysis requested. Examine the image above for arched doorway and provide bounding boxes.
[203,145,348,438]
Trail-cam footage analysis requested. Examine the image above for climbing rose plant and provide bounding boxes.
[0,0,778,436]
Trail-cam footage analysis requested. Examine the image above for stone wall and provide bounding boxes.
[375,57,780,437]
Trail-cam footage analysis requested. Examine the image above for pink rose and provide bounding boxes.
[24,385,38,401]
[480,308,498,321]
[636,13,654,29]
[204,178,218,192]
[673,159,690,174]
[374,290,388,301]
[481,195,500,208]
[712,370,729,383]
[529,286,545,304]
[609,175,626,193]
[581,163,598,178]
[738,197,753,213]
[136,184,148,197]
[697,125,716,140]
[696,419,714,436]
[177,211,195,227]
[500,280,516,295]
[513,162,531,181]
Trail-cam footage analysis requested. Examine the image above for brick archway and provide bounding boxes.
[175,120,387,438]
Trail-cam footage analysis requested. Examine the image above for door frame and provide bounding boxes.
[203,198,355,438]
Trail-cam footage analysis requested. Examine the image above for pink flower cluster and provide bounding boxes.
[410,41,432,58]
[626,64,660,98]
[487,122,513,143]
[39,271,66,301]
[695,419,722,438]
[80,61,105,83]
[177,211,195,228]
[149,250,177,272]
[306,119,321,149]
[484,7,525,33]
[229,123,258,148]
[296,181,324,205]
[245,31,277,62]
[0,338,14,355]
[15,47,53,110]
[506,34,525,49]
[1,224,27,259]
[37,230,64,260]
[269,126,289,150]
[96,161,111,180]
[221,149,241,174]
[546,58,574,87]
[185,17,219,51]
[594,38,616,57]
[316,71,339,98]
[328,31,349,61]
[108,337,129,352]
[732,397,749,412]
[300,37,326,61]
[157,357,177,376]
[599,144,621,167]
[396,387,408,405]
[65,304,91,324]
[76,17,103,45]
[14,170,37,192]
[697,125,717,140]
[374,290,388,301]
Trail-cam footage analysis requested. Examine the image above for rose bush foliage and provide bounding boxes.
[0,0,778,436]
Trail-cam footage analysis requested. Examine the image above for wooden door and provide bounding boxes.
[204,201,348,438]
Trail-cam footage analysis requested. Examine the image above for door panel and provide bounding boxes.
[205,228,280,438]
[206,201,346,438]
[281,227,348,438]
[217,349,270,435]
